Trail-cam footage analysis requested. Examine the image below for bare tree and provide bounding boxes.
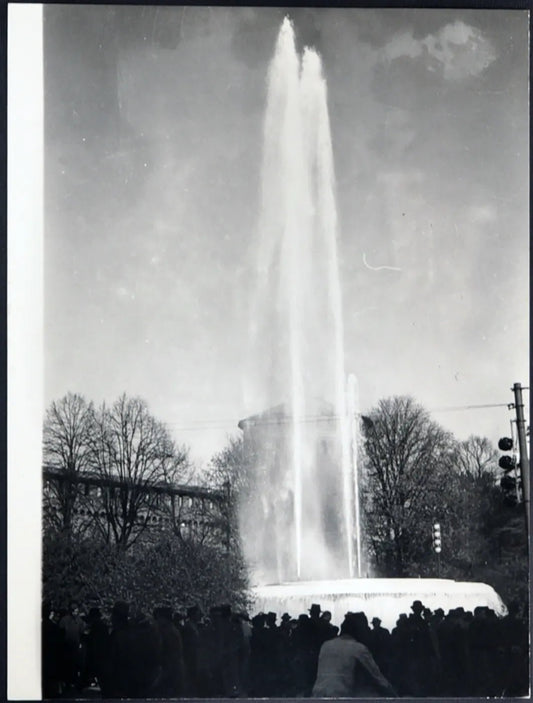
[362,396,456,576]
[208,434,254,494]
[88,394,191,549]
[206,434,254,552]
[43,393,95,533]
[454,435,498,480]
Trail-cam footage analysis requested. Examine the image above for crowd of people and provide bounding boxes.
[42,598,529,698]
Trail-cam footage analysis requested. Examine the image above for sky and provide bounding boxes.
[44,6,529,467]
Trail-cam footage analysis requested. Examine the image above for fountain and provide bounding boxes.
[243,16,356,585]
[240,17,506,626]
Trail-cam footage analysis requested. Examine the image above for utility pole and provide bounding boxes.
[512,382,530,533]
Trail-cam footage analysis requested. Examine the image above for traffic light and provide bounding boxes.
[500,475,517,491]
[432,523,442,553]
[498,436,518,505]
[498,437,516,471]
[498,437,513,451]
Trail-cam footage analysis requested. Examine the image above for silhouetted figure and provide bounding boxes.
[182,605,203,696]
[196,614,216,697]
[320,610,339,640]
[403,600,440,696]
[80,607,109,691]
[291,611,318,696]
[250,612,268,695]
[498,601,529,696]
[390,614,410,694]
[305,603,335,694]
[153,605,185,697]
[262,611,282,695]
[369,617,392,679]
[58,601,86,691]
[42,602,64,698]
[278,613,294,695]
[280,612,292,632]
[107,601,162,697]
[200,605,242,697]
[312,611,397,697]
[107,601,131,698]
[469,606,499,696]
[351,611,373,648]
[236,612,252,696]
[127,609,163,697]
[436,608,470,696]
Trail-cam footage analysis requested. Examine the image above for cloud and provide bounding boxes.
[383,31,423,61]
[382,21,496,81]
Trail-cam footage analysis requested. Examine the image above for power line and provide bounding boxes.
[164,403,511,431]
[430,403,510,413]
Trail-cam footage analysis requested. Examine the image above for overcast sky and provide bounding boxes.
[44,6,529,466]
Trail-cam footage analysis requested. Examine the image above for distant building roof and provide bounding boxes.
[42,465,224,501]
[238,398,337,430]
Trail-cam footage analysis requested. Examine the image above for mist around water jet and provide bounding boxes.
[242,17,359,585]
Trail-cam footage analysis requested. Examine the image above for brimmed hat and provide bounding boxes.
[309,603,321,614]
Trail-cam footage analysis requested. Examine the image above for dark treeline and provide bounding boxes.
[42,597,528,699]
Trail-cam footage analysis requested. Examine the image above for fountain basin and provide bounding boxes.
[252,578,507,630]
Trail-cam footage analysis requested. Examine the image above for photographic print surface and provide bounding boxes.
[38,5,529,699]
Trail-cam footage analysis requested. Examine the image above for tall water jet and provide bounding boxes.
[242,17,358,584]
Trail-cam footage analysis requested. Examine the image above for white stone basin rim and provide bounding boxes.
[251,578,507,631]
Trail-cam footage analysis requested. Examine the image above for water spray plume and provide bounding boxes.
[242,18,360,584]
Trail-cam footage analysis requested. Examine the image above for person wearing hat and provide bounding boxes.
[411,600,424,615]
[290,613,314,696]
[312,612,397,697]
[320,610,339,640]
[279,612,291,636]
[309,603,322,619]
[303,604,334,695]
[404,600,440,696]
[369,616,392,680]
